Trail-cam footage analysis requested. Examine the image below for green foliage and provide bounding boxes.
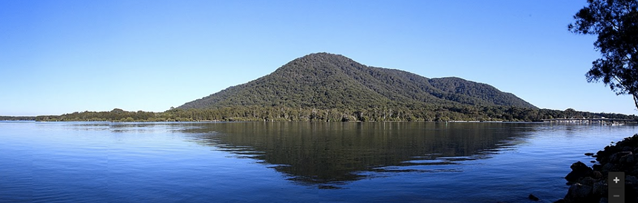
[569,0,638,108]
[32,53,638,122]
[36,108,165,122]
[0,116,36,121]
[34,106,638,123]
[178,53,537,110]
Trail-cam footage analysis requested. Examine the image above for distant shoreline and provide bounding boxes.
[4,106,638,124]
[5,119,637,126]
[0,116,36,121]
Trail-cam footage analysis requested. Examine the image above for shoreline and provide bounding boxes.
[555,134,638,203]
[0,119,566,123]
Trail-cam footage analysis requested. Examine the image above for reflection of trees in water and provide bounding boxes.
[187,122,534,187]
[65,122,201,133]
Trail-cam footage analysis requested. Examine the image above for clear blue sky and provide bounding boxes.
[1,0,635,116]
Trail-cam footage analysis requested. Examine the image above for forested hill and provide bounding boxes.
[179,53,536,110]
[34,53,636,122]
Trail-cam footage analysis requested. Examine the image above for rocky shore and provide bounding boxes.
[556,134,638,203]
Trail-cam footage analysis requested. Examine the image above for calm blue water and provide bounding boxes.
[0,121,636,202]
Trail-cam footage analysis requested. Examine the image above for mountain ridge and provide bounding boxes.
[178,53,536,110]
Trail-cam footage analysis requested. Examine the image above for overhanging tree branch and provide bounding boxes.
[570,0,638,110]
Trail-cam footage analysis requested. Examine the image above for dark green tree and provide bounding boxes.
[569,0,638,109]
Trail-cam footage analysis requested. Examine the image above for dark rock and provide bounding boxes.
[528,194,540,201]
[592,180,607,196]
[585,152,595,156]
[580,177,596,185]
[564,183,593,203]
[593,164,602,171]
[626,181,638,202]
[566,161,593,182]
[317,185,340,189]
[626,175,638,184]
[610,153,621,163]
[593,171,603,179]
[571,161,589,171]
[559,135,638,203]
[553,199,566,203]
[628,155,636,164]
[602,163,615,173]
[619,153,634,165]
[609,151,632,164]
[620,155,628,164]
[597,156,610,165]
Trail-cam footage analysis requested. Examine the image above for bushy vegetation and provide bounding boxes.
[0,116,36,121]
[32,53,638,122]
[34,106,637,122]
[178,53,537,110]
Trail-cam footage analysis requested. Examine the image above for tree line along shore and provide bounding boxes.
[27,106,637,122]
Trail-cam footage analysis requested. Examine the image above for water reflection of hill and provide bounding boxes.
[186,122,534,187]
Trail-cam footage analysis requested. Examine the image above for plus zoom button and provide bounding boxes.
[609,172,625,203]
[613,176,621,184]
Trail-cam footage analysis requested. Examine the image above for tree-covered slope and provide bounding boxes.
[428,77,536,108]
[178,53,536,110]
